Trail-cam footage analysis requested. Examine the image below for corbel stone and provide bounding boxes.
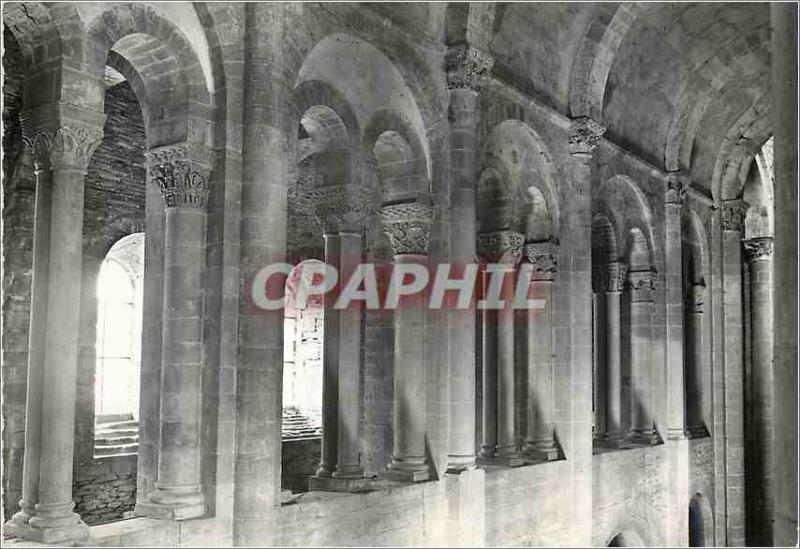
[686,284,705,314]
[568,117,606,157]
[626,267,657,303]
[380,201,435,256]
[445,45,494,92]
[665,171,689,206]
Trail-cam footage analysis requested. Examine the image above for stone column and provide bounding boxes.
[522,241,559,461]
[477,230,524,467]
[444,44,493,473]
[382,202,433,482]
[594,261,626,444]
[685,284,706,437]
[721,198,747,544]
[135,143,216,520]
[592,290,606,442]
[665,173,687,439]
[308,185,369,491]
[626,268,659,445]
[4,106,104,543]
[743,236,775,544]
[771,4,798,544]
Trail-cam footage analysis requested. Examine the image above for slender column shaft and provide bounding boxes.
[479,272,498,459]
[317,234,340,477]
[685,285,705,435]
[665,176,686,439]
[628,282,657,443]
[386,254,430,480]
[334,232,364,478]
[495,266,517,458]
[605,290,623,440]
[592,292,606,441]
[744,238,775,544]
[524,279,557,458]
[30,165,89,530]
[150,208,207,508]
[10,167,52,525]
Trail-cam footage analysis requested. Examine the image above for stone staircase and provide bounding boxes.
[282,407,321,441]
[94,413,139,458]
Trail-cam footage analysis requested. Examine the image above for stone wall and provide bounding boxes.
[281,438,321,494]
[73,456,137,526]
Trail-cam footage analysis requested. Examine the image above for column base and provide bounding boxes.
[4,516,88,543]
[625,429,660,446]
[445,454,477,473]
[134,500,205,521]
[309,475,376,493]
[666,427,688,440]
[522,448,560,463]
[477,455,525,468]
[687,424,710,439]
[383,459,431,483]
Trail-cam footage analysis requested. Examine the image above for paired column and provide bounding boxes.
[477,230,524,467]
[522,241,559,461]
[592,261,626,445]
[5,106,104,543]
[381,202,434,482]
[626,267,659,445]
[743,236,775,544]
[685,284,706,437]
[665,173,687,439]
[136,143,216,520]
[443,44,493,473]
[309,185,369,491]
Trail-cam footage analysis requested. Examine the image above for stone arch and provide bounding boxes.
[689,492,715,547]
[480,119,561,238]
[592,213,619,269]
[568,3,641,120]
[607,529,647,547]
[363,109,430,203]
[81,3,216,149]
[294,32,431,180]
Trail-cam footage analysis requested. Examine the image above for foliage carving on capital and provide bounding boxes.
[22,123,104,171]
[742,237,773,263]
[665,172,689,205]
[721,200,746,232]
[592,261,627,293]
[626,267,657,302]
[686,284,705,313]
[146,144,217,209]
[477,230,524,264]
[380,202,434,256]
[524,240,559,280]
[307,184,372,234]
[568,117,606,156]
[445,45,494,92]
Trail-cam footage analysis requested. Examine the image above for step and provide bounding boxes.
[96,413,135,425]
[95,428,139,438]
[95,435,139,446]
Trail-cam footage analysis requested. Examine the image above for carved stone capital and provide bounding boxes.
[380,202,434,256]
[568,117,606,156]
[721,200,746,232]
[665,171,689,205]
[307,184,372,234]
[146,143,217,209]
[686,284,705,313]
[445,45,494,92]
[592,261,627,293]
[742,236,773,263]
[524,241,559,281]
[477,230,523,264]
[626,268,657,302]
[21,120,104,172]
